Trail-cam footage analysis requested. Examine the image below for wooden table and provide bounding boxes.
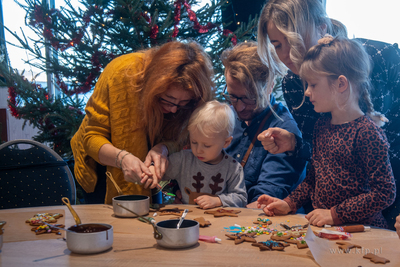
[1,204,399,266]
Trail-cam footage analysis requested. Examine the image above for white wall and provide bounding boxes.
[0,86,38,141]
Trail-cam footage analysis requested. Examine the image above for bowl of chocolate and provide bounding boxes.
[112,195,150,217]
[66,223,113,254]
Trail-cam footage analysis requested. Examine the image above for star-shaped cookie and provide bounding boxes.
[204,208,241,217]
[225,232,257,244]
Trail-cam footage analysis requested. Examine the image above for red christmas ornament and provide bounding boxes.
[8,87,19,118]
[150,25,159,39]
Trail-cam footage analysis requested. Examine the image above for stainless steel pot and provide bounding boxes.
[66,223,113,254]
[115,204,199,249]
[112,195,150,217]
[155,219,199,249]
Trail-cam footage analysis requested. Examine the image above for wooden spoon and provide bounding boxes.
[106,171,124,196]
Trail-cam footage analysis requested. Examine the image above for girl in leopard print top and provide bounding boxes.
[257,35,396,228]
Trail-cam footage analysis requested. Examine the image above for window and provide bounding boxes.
[326,0,399,45]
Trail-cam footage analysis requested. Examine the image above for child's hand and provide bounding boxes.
[395,215,400,239]
[257,195,291,216]
[194,196,222,209]
[140,165,159,189]
[305,209,333,226]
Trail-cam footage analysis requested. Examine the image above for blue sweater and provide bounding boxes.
[225,95,307,203]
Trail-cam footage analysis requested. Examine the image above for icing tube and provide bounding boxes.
[336,225,371,233]
[199,235,221,243]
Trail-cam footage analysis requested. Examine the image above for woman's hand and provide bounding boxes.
[120,152,153,184]
[305,209,333,227]
[195,196,222,209]
[257,127,296,154]
[257,195,291,216]
[395,215,400,239]
[144,143,169,181]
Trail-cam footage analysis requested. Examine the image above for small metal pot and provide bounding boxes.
[112,195,150,217]
[154,219,199,249]
[66,223,113,254]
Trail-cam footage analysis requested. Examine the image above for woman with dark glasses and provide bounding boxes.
[71,41,214,204]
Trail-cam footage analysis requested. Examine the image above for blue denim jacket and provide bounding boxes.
[226,95,307,203]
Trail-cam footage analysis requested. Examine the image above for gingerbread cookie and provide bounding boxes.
[204,208,241,217]
[336,241,362,253]
[252,240,286,251]
[26,213,63,226]
[283,239,298,244]
[225,232,257,244]
[194,217,211,227]
[363,253,390,264]
[158,208,192,216]
[270,231,292,241]
[31,224,65,235]
[253,218,272,226]
[296,240,308,249]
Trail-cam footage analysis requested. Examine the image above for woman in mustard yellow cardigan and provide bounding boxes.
[71,41,214,204]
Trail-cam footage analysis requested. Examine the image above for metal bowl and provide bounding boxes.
[112,195,150,217]
[66,223,113,254]
[155,219,199,249]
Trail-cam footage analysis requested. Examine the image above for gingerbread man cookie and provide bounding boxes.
[194,217,211,227]
[363,253,390,264]
[252,240,286,251]
[336,241,362,253]
[26,213,63,226]
[204,208,241,217]
[225,232,257,244]
[31,224,65,235]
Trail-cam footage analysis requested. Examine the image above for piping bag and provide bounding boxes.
[199,235,221,243]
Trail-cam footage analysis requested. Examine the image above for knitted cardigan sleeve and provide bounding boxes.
[71,53,148,197]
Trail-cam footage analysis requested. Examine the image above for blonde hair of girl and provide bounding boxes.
[299,35,388,127]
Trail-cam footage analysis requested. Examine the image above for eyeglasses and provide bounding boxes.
[159,97,195,110]
[222,85,257,105]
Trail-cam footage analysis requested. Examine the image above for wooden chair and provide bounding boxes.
[0,139,76,209]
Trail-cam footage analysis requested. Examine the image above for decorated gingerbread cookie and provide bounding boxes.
[26,213,63,226]
[253,217,272,226]
[270,231,292,241]
[252,240,286,251]
[296,240,308,249]
[204,208,241,217]
[225,232,257,244]
[194,217,211,227]
[363,253,390,264]
[31,224,65,235]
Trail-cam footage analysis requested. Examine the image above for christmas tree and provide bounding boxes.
[0,0,260,158]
